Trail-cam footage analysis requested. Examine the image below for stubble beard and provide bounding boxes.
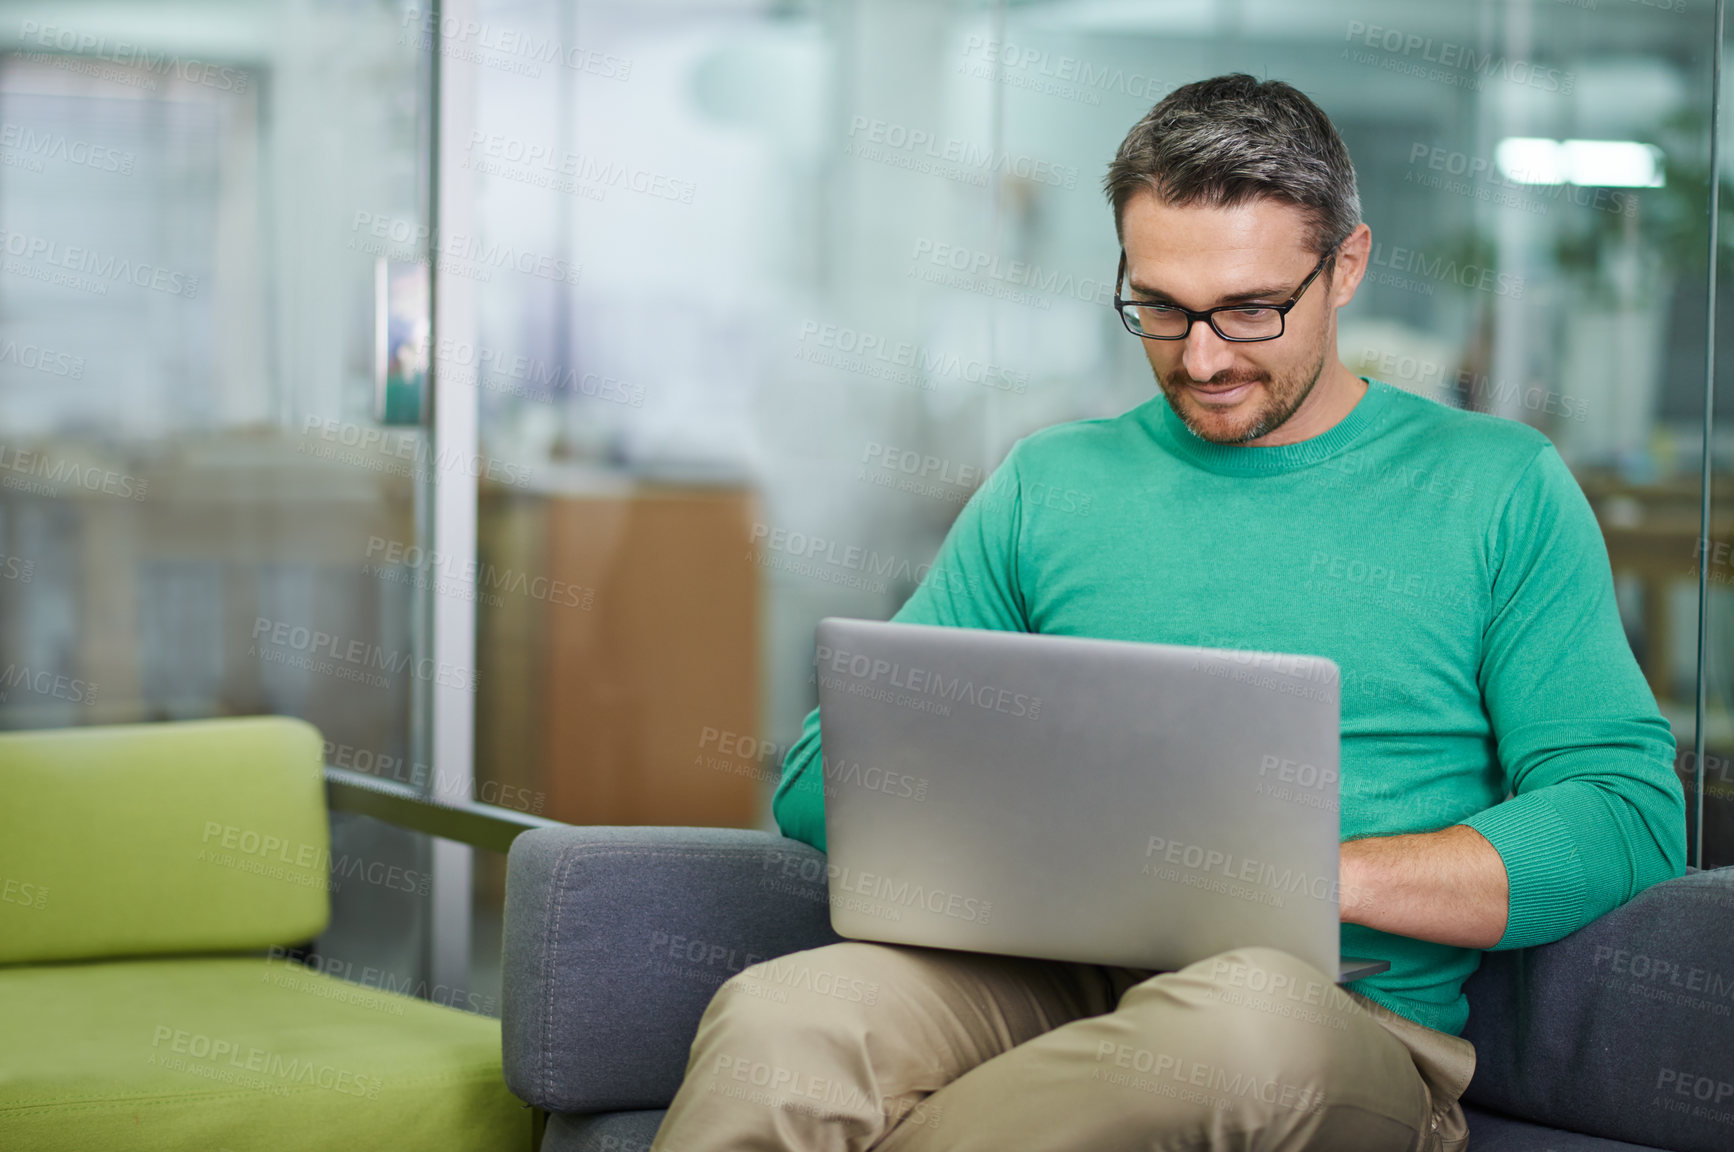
[1157,324,1331,446]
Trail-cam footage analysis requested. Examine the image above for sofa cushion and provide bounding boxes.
[0,954,529,1151]
[1462,1104,1668,1150]
[1461,866,1734,1152]
[0,716,330,963]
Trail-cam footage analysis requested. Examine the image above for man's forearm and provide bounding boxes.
[1339,824,1510,949]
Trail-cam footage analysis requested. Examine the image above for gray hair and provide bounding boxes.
[1105,74,1361,256]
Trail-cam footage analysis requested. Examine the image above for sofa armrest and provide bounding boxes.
[1461,865,1734,1152]
[501,826,841,1114]
[324,765,564,853]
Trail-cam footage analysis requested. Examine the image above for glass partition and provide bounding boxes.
[464,0,1722,883]
[0,0,464,1001]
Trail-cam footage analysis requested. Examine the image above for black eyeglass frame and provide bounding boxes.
[1112,246,1338,343]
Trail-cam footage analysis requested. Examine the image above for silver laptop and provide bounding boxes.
[815,618,1388,983]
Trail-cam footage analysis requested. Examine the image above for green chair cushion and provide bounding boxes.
[0,716,330,963]
[0,955,529,1151]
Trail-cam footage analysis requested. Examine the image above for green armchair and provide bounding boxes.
[0,716,533,1151]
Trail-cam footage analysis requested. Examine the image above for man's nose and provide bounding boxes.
[1181,318,1237,382]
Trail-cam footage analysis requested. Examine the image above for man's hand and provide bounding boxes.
[1339,824,1510,949]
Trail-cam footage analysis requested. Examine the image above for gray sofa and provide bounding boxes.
[502,827,1734,1152]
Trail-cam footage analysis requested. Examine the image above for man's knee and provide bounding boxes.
[1196,946,1343,1005]
[1116,947,1366,1077]
[704,942,891,1028]
[1080,949,1372,1132]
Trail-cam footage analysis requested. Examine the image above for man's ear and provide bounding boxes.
[1328,223,1373,308]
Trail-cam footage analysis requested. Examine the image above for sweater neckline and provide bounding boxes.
[1143,375,1393,477]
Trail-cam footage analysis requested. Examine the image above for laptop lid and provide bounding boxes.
[816,618,1386,983]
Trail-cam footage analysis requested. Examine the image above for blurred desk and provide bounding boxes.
[0,435,765,831]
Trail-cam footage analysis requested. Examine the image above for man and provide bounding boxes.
[650,74,1685,1152]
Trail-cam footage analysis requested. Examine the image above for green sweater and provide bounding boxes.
[771,376,1686,1037]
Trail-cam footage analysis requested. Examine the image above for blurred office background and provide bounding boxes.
[0,0,1730,1014]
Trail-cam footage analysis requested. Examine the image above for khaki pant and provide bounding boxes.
[650,942,1475,1152]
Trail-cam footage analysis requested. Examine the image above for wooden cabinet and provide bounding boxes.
[478,474,762,828]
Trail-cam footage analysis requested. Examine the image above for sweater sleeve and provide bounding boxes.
[1458,444,1686,950]
[770,444,1031,850]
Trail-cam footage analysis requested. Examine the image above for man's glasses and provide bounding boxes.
[1112,247,1336,343]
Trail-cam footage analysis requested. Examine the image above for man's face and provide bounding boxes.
[1119,192,1340,445]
